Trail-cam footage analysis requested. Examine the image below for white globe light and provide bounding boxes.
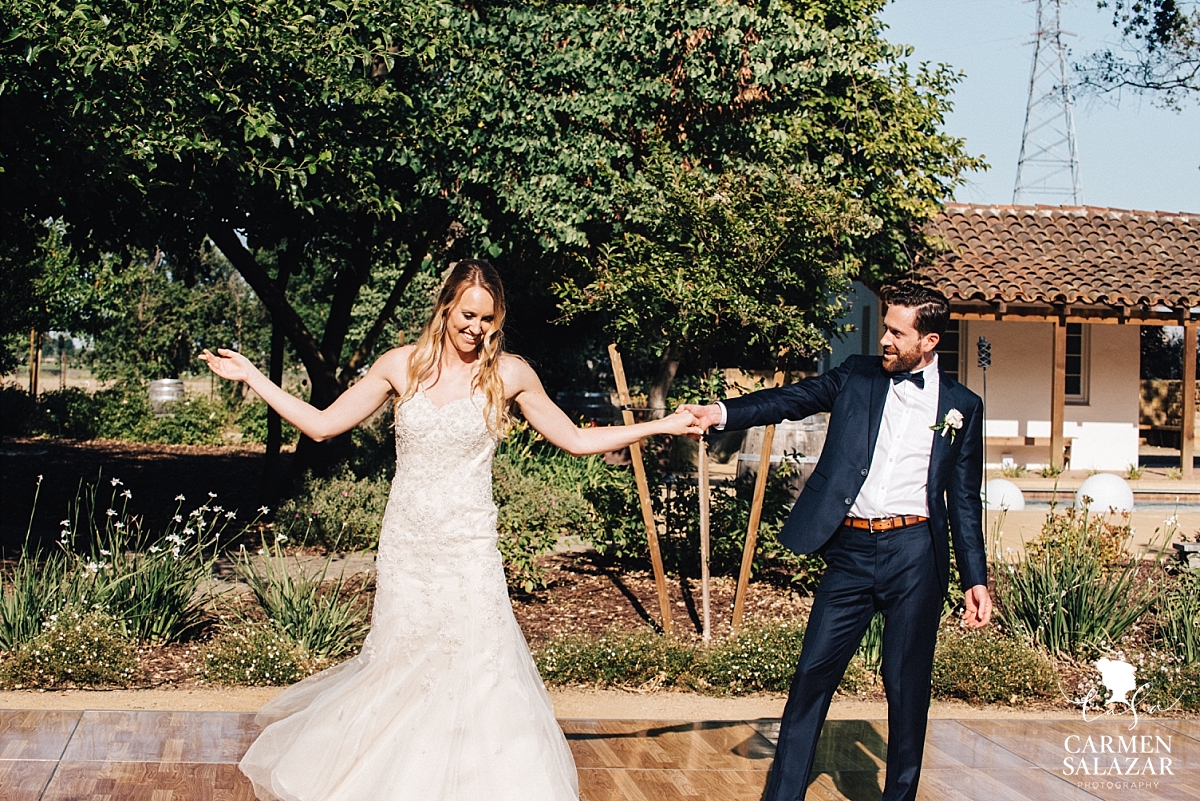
[1075,474,1135,513]
[983,479,1025,511]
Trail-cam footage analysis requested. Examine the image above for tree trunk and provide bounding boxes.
[647,346,680,419]
[262,242,301,497]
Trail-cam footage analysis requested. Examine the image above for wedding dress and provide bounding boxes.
[239,392,580,800]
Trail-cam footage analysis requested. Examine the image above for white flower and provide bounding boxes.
[37,474,43,483]
[277,535,288,543]
[212,505,223,513]
[106,508,117,517]
[173,515,183,523]
[1164,515,1179,527]
[225,511,236,519]
[931,408,964,441]
[258,506,270,515]
[85,560,101,574]
[179,529,193,539]
[111,478,123,487]
[114,522,124,530]
[175,494,186,502]
[60,520,70,526]
[99,549,111,556]
[208,492,217,498]
[121,489,132,499]
[149,545,162,553]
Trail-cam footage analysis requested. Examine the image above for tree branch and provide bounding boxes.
[344,239,431,376]
[207,225,332,379]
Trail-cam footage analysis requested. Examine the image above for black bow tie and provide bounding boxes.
[891,371,925,389]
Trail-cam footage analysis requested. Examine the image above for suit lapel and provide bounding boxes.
[929,369,956,488]
[866,364,890,458]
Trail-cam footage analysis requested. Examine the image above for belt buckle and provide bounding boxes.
[868,517,877,533]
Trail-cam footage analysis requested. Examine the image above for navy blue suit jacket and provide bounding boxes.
[722,355,987,595]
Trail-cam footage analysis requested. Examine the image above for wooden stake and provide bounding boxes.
[731,365,786,631]
[1183,321,1196,479]
[698,434,712,641]
[607,344,674,634]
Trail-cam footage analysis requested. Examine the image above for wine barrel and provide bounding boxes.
[736,414,829,499]
[148,378,185,415]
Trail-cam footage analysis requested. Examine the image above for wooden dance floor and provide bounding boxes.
[1,709,1197,800]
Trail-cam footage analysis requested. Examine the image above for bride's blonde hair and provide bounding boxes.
[399,259,510,437]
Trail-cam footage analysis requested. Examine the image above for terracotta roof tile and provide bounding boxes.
[918,204,1200,311]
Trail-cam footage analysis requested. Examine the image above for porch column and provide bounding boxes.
[1184,321,1197,479]
[1050,317,1067,470]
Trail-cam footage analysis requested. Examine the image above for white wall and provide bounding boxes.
[958,321,1141,470]
[823,281,879,373]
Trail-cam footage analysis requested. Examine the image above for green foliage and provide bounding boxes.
[0,385,37,437]
[1026,503,1131,571]
[1,479,231,648]
[696,620,806,695]
[1127,648,1200,712]
[233,543,372,659]
[996,506,1155,658]
[0,606,137,689]
[198,620,312,686]
[1155,570,1200,663]
[493,422,616,592]
[556,150,877,377]
[236,399,300,446]
[279,471,389,552]
[534,629,697,688]
[1077,0,1198,109]
[931,626,1056,704]
[34,388,102,439]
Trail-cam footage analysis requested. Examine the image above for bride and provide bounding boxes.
[200,259,699,801]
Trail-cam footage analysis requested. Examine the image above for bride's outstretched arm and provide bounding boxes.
[200,347,407,441]
[505,357,700,456]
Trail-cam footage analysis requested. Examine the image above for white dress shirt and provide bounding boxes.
[848,356,940,518]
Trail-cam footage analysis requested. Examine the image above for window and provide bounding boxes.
[936,320,963,381]
[1065,323,1089,404]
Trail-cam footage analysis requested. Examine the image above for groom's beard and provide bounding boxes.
[882,343,924,374]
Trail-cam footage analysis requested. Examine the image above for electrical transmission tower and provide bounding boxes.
[1013,0,1083,205]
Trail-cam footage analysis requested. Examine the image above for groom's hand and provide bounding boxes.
[676,404,722,438]
[961,584,992,628]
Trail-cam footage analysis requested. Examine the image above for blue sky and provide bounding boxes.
[879,0,1199,213]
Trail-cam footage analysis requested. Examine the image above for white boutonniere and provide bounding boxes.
[931,408,964,442]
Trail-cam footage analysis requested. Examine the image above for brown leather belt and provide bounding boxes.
[843,515,928,532]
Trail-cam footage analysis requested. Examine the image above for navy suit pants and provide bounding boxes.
[763,522,943,801]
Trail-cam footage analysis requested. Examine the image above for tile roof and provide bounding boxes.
[917,204,1200,312]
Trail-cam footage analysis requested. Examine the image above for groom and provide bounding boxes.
[682,283,991,801]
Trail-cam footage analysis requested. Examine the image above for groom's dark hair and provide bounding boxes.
[883,283,950,337]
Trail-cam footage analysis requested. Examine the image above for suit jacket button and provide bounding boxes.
[860,468,868,477]
[844,498,852,505]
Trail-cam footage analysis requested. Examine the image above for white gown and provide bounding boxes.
[239,392,580,801]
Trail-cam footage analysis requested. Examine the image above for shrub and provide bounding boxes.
[198,620,312,686]
[997,505,1155,658]
[35,388,102,439]
[0,384,37,437]
[1155,571,1200,663]
[534,629,697,688]
[0,606,137,689]
[279,470,390,552]
[139,395,231,445]
[696,619,806,694]
[1027,503,1131,570]
[233,543,372,659]
[931,626,1055,704]
[94,382,155,440]
[1128,649,1200,712]
[3,479,230,649]
[235,398,300,446]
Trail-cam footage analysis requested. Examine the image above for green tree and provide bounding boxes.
[2,0,979,465]
[1079,0,1199,107]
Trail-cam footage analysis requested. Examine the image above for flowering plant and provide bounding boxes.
[931,408,964,442]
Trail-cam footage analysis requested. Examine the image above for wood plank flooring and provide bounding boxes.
[1,709,1196,799]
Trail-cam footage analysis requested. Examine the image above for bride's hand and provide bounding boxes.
[200,348,255,384]
[659,409,703,437]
